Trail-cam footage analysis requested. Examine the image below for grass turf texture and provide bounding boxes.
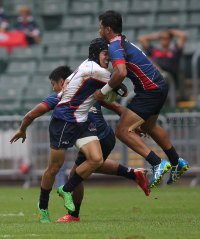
[0,186,199,239]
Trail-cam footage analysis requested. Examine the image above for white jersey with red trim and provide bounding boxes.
[52,59,111,123]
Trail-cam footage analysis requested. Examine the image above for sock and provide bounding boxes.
[69,203,81,218]
[116,164,136,180]
[164,146,179,166]
[39,187,52,210]
[146,151,161,166]
[63,171,84,193]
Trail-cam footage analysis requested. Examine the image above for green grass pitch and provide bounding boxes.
[0,186,199,239]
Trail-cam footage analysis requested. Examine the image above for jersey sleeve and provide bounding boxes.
[109,39,126,67]
[42,92,60,110]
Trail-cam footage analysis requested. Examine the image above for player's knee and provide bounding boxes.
[115,126,126,140]
[49,165,61,177]
[141,124,155,134]
[89,155,104,169]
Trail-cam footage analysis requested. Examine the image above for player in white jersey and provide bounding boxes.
[10,39,150,223]
[52,58,111,123]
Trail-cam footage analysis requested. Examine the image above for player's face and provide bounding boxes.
[51,79,63,93]
[99,50,110,68]
[99,21,107,40]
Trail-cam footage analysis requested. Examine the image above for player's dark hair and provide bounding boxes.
[99,10,122,34]
[89,38,108,64]
[49,65,73,82]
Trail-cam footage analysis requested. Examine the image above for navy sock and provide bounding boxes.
[146,151,161,166]
[116,164,136,181]
[164,146,179,166]
[63,171,84,193]
[69,203,81,218]
[39,187,52,210]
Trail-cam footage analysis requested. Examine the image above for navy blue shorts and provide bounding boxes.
[75,127,116,166]
[127,84,168,121]
[49,116,97,149]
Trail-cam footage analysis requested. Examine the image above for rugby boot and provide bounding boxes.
[37,202,50,223]
[56,214,80,222]
[134,168,151,196]
[167,158,190,185]
[150,159,172,188]
[57,185,75,212]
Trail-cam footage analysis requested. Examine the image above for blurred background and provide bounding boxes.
[0,0,200,187]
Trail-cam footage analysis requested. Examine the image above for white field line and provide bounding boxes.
[0,234,39,238]
[0,212,24,216]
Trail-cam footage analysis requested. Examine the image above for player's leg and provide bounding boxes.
[115,108,162,169]
[38,147,66,223]
[76,139,103,178]
[115,87,172,188]
[141,114,189,185]
[96,159,150,196]
[57,138,103,211]
[56,163,83,222]
[78,128,149,196]
[115,108,150,157]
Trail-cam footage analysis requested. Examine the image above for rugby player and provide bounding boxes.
[94,11,189,188]
[10,39,150,223]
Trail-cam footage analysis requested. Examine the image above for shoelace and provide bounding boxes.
[63,192,73,204]
[171,165,180,180]
[150,165,160,175]
[40,209,49,220]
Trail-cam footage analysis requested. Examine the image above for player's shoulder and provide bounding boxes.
[45,92,59,99]
[91,61,111,79]
[109,36,122,48]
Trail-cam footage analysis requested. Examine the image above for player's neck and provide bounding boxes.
[108,33,121,42]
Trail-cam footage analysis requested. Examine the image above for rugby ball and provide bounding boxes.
[103,91,117,103]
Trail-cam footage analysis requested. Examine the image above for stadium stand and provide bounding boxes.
[5,60,37,74]
[9,46,43,60]
[0,48,8,73]
[36,60,65,74]
[0,0,200,114]
[44,45,77,60]
[129,0,158,13]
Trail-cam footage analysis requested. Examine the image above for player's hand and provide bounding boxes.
[10,129,27,144]
[135,127,150,138]
[93,89,106,101]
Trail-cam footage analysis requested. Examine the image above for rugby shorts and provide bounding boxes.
[127,83,168,121]
[49,116,98,150]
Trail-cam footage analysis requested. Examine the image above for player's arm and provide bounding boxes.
[101,101,125,116]
[10,103,50,144]
[169,29,187,49]
[108,63,127,88]
[94,64,127,101]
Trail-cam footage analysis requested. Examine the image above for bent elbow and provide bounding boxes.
[24,113,34,121]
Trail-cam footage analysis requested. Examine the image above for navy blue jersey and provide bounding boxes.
[109,35,166,93]
[42,92,109,139]
[42,92,60,110]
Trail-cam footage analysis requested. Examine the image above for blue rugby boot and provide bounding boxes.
[167,158,190,185]
[150,159,172,188]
